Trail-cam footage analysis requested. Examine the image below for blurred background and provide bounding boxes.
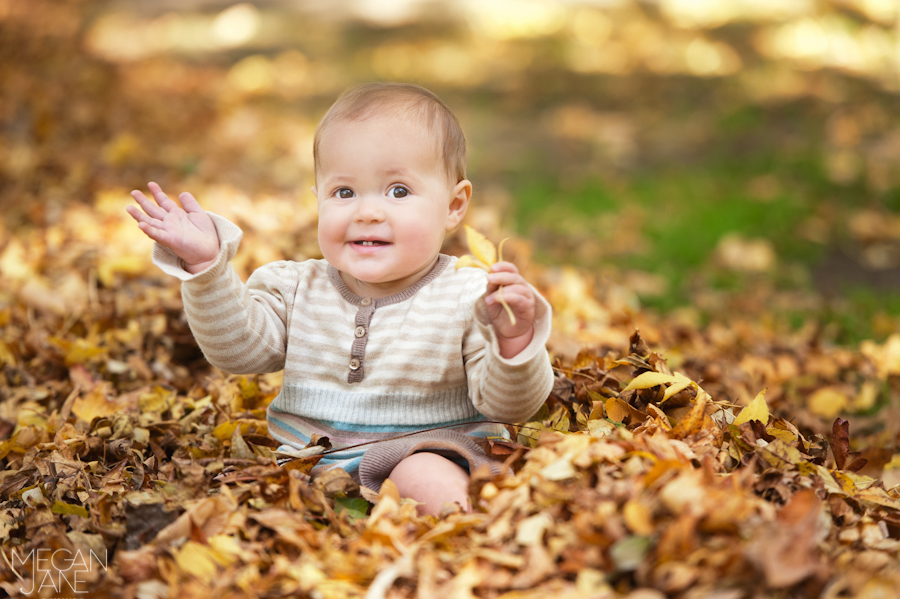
[2,0,900,346]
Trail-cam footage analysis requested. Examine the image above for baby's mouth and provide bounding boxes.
[353,240,390,246]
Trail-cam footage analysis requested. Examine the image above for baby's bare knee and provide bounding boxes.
[388,453,470,516]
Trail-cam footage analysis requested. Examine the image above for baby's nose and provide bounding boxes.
[354,195,386,221]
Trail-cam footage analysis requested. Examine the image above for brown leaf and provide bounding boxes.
[747,489,823,588]
[629,330,650,358]
[312,467,359,499]
[830,418,868,472]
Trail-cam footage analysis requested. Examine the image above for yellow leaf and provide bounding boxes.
[496,286,517,326]
[539,457,578,481]
[458,226,518,331]
[97,255,147,287]
[455,254,488,271]
[516,513,554,545]
[851,381,878,412]
[624,372,681,392]
[50,336,107,367]
[623,500,654,536]
[230,424,256,460]
[463,224,496,267]
[855,486,900,510]
[766,427,798,444]
[808,387,848,419]
[208,535,243,564]
[213,419,267,441]
[379,478,401,503]
[813,465,845,496]
[497,237,509,262]
[832,470,860,496]
[72,386,129,423]
[51,501,89,518]
[860,334,900,379]
[175,541,219,583]
[662,372,698,402]
[139,388,173,413]
[0,239,33,280]
[587,419,615,437]
[733,389,769,426]
[647,404,671,428]
[605,397,630,423]
[16,402,47,428]
[670,392,709,438]
[0,341,14,367]
[759,438,802,468]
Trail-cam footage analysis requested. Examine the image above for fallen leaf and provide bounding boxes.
[733,389,769,427]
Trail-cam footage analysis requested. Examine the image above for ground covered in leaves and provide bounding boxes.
[3,1,900,597]
[3,203,900,598]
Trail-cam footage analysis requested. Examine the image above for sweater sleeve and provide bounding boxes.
[151,212,301,374]
[461,272,554,423]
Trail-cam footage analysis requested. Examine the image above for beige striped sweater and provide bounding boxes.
[153,213,554,470]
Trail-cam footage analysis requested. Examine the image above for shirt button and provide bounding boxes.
[360,297,372,306]
[349,358,360,370]
[355,326,366,338]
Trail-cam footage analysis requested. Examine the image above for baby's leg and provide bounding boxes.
[387,452,471,516]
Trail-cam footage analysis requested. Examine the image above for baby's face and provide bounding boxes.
[314,113,468,297]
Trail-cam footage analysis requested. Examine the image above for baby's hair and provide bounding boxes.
[313,82,467,183]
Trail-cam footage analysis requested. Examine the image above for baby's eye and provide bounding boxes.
[389,186,409,199]
[336,188,355,199]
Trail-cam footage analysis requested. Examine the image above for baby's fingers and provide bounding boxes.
[178,192,204,214]
[486,270,525,292]
[489,261,520,274]
[130,190,167,220]
[147,181,181,212]
[125,204,161,227]
[134,221,173,245]
[486,285,533,310]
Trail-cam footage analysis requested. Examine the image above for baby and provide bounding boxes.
[127,82,553,515]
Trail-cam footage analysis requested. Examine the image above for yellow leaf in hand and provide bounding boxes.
[457,225,515,324]
[498,237,509,262]
[496,286,516,326]
[464,225,496,267]
[733,388,769,426]
[455,254,489,271]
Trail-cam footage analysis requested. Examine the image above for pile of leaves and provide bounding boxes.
[3,1,900,597]
[2,222,900,598]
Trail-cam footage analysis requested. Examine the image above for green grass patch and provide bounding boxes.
[509,165,900,343]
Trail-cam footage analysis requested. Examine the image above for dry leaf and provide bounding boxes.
[456,224,516,325]
[733,389,769,427]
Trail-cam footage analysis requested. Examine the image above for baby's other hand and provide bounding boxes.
[485,262,535,359]
[126,182,220,274]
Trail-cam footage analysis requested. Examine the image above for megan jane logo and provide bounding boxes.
[6,547,108,595]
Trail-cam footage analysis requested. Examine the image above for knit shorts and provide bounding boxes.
[349,428,508,492]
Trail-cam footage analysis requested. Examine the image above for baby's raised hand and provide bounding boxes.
[127,182,220,274]
[485,262,536,358]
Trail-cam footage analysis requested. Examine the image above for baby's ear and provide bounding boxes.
[446,180,472,230]
[311,185,318,196]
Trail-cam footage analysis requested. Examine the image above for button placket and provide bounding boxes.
[348,300,376,383]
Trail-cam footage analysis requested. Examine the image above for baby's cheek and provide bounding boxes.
[406,221,443,253]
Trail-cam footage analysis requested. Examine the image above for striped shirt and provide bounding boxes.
[153,213,554,472]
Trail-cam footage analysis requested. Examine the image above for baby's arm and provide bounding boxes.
[483,262,536,358]
[126,182,220,274]
[462,270,553,423]
[128,183,296,374]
